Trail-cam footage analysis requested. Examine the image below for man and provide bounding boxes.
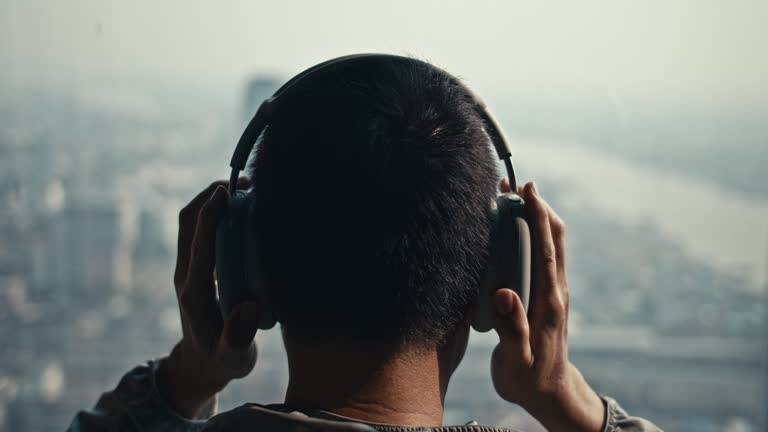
[69,57,660,431]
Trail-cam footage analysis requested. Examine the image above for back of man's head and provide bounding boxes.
[248,57,498,347]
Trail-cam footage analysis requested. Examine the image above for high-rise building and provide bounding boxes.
[242,77,281,120]
[47,201,121,304]
[131,208,171,293]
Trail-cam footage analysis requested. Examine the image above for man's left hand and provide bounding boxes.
[157,180,261,419]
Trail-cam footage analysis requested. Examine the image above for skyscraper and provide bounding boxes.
[47,201,121,304]
[242,76,281,120]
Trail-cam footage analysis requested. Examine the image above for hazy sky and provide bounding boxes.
[2,0,767,101]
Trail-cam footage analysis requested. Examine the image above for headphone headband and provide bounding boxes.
[229,54,517,191]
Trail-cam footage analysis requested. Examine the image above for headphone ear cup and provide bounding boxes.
[471,193,531,333]
[244,197,277,330]
[215,191,277,330]
[216,192,250,318]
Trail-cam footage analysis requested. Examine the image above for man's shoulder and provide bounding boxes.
[201,404,377,432]
[201,404,521,432]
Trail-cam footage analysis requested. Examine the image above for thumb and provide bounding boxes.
[493,289,533,367]
[223,302,260,349]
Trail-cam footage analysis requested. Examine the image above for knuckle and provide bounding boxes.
[542,248,557,266]
[553,217,566,235]
[178,288,197,312]
[541,314,565,330]
[542,296,566,326]
[178,288,191,306]
[550,295,566,314]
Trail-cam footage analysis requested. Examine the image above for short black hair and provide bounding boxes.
[248,57,498,346]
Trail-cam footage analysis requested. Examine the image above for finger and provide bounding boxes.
[500,178,512,193]
[540,199,568,292]
[174,178,252,289]
[174,180,228,289]
[222,302,261,349]
[524,182,563,329]
[217,302,259,380]
[180,186,229,337]
[493,289,533,367]
[529,188,569,318]
[235,176,252,190]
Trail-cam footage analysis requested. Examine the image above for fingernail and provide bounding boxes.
[531,181,538,196]
[495,291,516,315]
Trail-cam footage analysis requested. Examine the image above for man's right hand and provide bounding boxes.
[157,180,262,419]
[491,180,605,432]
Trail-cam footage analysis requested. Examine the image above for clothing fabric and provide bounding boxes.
[68,360,662,432]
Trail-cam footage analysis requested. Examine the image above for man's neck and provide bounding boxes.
[283,338,447,426]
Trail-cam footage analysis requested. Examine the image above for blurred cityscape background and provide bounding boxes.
[1,1,767,431]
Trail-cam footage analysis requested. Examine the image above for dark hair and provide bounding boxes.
[248,57,498,346]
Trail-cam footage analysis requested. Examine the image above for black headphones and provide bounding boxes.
[215,54,530,333]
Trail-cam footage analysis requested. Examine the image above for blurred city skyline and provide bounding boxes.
[2,76,765,430]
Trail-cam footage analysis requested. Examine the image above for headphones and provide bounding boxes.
[215,54,530,333]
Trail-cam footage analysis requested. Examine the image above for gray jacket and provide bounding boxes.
[68,361,662,432]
